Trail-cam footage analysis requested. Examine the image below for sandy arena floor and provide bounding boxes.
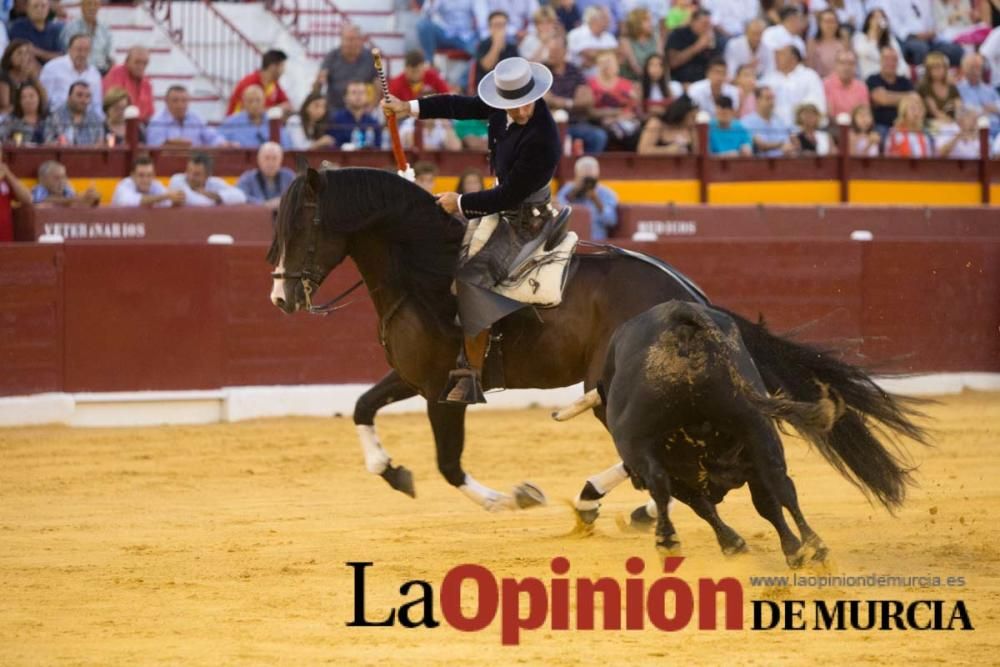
[1,391,998,665]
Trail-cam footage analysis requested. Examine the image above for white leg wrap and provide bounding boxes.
[356,424,390,475]
[587,462,629,495]
[646,498,659,518]
[459,474,514,512]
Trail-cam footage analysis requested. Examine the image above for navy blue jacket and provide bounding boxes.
[418,95,561,218]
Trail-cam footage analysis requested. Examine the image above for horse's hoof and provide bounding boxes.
[656,535,682,556]
[381,464,416,498]
[722,537,749,556]
[576,508,600,525]
[785,549,808,569]
[629,504,655,531]
[514,482,546,509]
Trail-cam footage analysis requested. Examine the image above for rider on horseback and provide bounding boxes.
[383,57,565,405]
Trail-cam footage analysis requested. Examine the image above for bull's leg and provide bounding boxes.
[622,443,680,554]
[672,482,748,555]
[427,400,545,512]
[353,370,418,497]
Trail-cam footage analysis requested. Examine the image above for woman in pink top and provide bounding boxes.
[734,64,758,117]
[588,50,641,149]
[806,10,845,78]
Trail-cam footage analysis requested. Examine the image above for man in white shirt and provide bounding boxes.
[168,153,247,207]
[567,6,617,72]
[39,33,104,118]
[875,0,962,66]
[724,18,769,78]
[761,45,827,126]
[703,0,758,44]
[687,57,741,119]
[112,155,185,208]
[760,6,806,75]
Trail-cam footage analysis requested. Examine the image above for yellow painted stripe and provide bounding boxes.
[600,179,701,204]
[850,180,982,205]
[708,180,841,205]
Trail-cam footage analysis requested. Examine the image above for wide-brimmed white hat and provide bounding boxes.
[478,57,553,110]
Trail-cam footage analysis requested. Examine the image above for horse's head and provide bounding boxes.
[269,167,349,313]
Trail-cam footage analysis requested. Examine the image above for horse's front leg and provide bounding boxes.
[354,370,418,497]
[426,400,545,512]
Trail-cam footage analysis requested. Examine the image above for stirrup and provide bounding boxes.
[439,368,487,405]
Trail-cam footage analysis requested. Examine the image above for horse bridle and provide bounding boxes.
[270,199,364,316]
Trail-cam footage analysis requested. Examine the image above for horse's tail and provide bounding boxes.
[720,308,929,511]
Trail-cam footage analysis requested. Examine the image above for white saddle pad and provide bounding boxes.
[465,214,578,308]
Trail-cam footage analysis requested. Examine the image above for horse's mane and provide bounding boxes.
[271,168,465,328]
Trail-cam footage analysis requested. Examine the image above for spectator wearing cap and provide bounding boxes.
[9,0,63,65]
[760,6,806,75]
[168,153,247,207]
[708,95,752,156]
[112,155,185,208]
[236,142,296,211]
[219,84,291,149]
[40,33,103,117]
[741,85,797,157]
[666,8,720,84]
[879,0,963,66]
[866,46,914,136]
[556,155,618,240]
[567,6,618,72]
[102,46,153,122]
[316,24,377,112]
[956,53,1000,137]
[60,0,111,74]
[761,45,826,127]
[475,11,519,85]
[388,50,450,102]
[32,159,100,207]
[544,34,607,154]
[823,50,869,121]
[146,85,229,147]
[42,80,103,145]
[724,18,769,79]
[686,56,740,119]
[228,49,291,116]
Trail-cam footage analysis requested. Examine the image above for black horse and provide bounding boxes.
[269,167,926,522]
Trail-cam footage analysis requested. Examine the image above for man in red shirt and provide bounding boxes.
[0,146,34,242]
[387,50,450,102]
[823,50,869,121]
[102,46,154,122]
[228,50,291,115]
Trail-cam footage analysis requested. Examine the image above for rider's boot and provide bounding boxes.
[441,329,489,404]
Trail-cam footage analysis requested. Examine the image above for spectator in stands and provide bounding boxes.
[60,0,110,74]
[40,33,102,117]
[43,80,102,144]
[488,0,537,40]
[576,0,624,35]
[956,53,1000,137]
[918,51,963,126]
[619,7,661,82]
[453,118,489,149]
[885,92,933,156]
[286,93,334,150]
[227,49,290,117]
[742,85,797,156]
[168,153,247,207]
[31,158,99,206]
[806,9,844,78]
[588,50,641,150]
[102,86,135,145]
[556,155,617,240]
[0,81,47,144]
[401,117,463,150]
[236,142,295,210]
[981,26,1000,84]
[317,24,377,113]
[554,0,581,34]
[9,0,63,65]
[568,7,617,73]
[761,45,826,127]
[881,0,963,65]
[760,6,806,75]
[0,39,44,115]
[415,0,487,63]
[724,18,768,79]
[811,0,866,32]
[666,8,720,84]
[330,80,382,148]
[702,0,758,48]
[935,108,981,158]
[637,93,698,155]
[475,11,518,86]
[413,160,437,193]
[824,50,869,121]
[519,6,559,63]
[388,50,449,102]
[102,46,152,122]
[687,56,740,119]
[853,9,909,81]
[848,104,881,156]
[545,34,606,153]
[111,155,185,207]
[0,145,33,242]
[219,84,291,149]
[708,95,752,156]
[665,0,694,30]
[734,64,758,117]
[456,167,485,194]
[934,0,986,44]
[146,85,229,148]
[639,53,681,118]
[867,47,914,136]
[795,102,833,155]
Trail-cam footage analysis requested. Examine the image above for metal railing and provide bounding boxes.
[265,0,391,62]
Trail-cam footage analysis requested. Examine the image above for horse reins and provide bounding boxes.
[270,200,364,316]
